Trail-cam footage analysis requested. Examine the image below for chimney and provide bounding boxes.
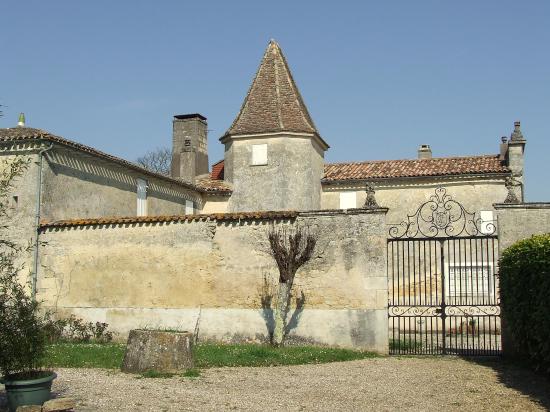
[17,113,25,127]
[505,121,527,201]
[171,114,209,183]
[418,144,432,159]
[499,136,508,161]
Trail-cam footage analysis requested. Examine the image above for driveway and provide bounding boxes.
[2,357,549,411]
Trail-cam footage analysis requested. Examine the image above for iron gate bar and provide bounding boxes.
[386,187,501,356]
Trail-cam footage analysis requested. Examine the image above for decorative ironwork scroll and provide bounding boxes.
[388,187,496,239]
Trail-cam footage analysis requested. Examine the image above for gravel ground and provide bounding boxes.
[2,357,549,411]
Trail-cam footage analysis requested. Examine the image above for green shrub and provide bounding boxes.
[43,314,113,343]
[0,158,48,378]
[499,233,550,373]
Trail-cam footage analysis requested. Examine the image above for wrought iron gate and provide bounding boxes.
[387,188,501,355]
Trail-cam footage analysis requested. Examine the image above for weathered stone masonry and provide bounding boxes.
[37,208,389,353]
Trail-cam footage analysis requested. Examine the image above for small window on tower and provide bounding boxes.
[251,144,268,166]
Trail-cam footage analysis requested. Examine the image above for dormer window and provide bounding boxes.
[251,144,268,166]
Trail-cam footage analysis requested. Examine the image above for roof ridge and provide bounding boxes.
[0,127,230,194]
[325,154,501,166]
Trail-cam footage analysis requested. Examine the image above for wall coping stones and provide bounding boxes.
[39,210,299,230]
[299,207,389,217]
[494,202,550,209]
[39,207,389,231]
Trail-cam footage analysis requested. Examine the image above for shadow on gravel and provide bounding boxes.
[463,357,550,410]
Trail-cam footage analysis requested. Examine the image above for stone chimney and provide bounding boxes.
[418,144,432,159]
[499,136,508,161]
[171,114,209,183]
[505,121,527,201]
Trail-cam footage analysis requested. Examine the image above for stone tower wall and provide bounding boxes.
[224,135,324,212]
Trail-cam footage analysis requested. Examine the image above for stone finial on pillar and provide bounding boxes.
[364,181,379,208]
[17,113,25,127]
[510,121,525,142]
[504,176,521,204]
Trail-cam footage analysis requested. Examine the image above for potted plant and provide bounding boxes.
[0,263,56,411]
[0,158,56,411]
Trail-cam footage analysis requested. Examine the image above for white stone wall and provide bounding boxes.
[322,177,508,224]
[495,203,550,252]
[41,146,202,220]
[37,209,389,353]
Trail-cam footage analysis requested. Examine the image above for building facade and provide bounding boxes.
[0,40,533,352]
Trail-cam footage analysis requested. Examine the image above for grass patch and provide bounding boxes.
[194,343,377,368]
[45,343,126,369]
[389,339,423,353]
[44,342,377,370]
[181,368,200,378]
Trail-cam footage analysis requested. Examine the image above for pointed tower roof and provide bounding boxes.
[222,40,327,147]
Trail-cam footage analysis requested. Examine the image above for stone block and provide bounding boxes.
[42,398,76,411]
[16,406,42,412]
[121,329,194,374]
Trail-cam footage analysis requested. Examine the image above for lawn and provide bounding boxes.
[44,342,377,369]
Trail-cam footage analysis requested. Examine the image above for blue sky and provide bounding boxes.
[1,1,549,200]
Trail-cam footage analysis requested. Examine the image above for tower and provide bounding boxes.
[221,40,329,212]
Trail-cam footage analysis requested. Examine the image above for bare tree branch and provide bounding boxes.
[136,147,171,176]
[267,225,317,347]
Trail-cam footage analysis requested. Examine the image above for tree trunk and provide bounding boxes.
[273,281,291,346]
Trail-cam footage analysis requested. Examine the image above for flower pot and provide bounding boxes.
[0,372,57,412]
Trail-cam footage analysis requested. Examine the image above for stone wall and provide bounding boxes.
[494,203,550,252]
[225,135,325,212]
[0,150,41,285]
[494,202,550,357]
[37,208,389,353]
[41,145,202,220]
[201,194,230,213]
[322,177,508,223]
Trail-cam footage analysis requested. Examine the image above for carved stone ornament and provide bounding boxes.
[364,181,379,208]
[504,176,520,204]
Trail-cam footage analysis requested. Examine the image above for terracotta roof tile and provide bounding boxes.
[223,40,324,144]
[210,159,225,180]
[40,210,298,229]
[0,127,231,194]
[195,176,232,194]
[323,155,508,182]
[203,155,508,185]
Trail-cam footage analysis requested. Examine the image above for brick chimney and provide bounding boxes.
[418,144,432,159]
[171,114,209,183]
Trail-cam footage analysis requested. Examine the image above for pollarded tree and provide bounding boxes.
[267,226,317,346]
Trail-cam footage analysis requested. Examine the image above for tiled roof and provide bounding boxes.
[323,155,508,182]
[0,127,230,194]
[203,155,508,184]
[223,40,326,146]
[40,210,298,229]
[211,159,225,180]
[195,176,232,194]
